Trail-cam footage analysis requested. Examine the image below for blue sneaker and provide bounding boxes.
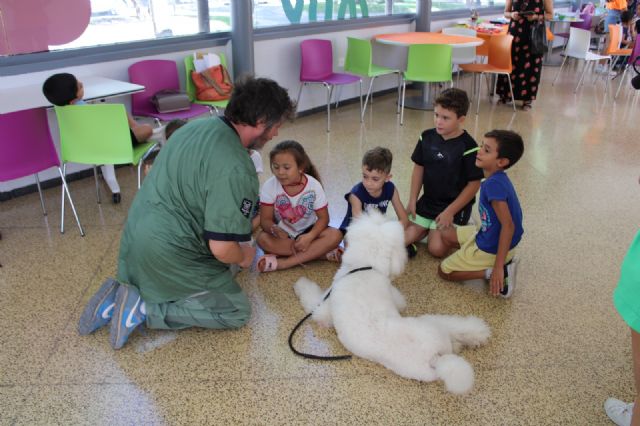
[78,278,119,335]
[109,284,146,350]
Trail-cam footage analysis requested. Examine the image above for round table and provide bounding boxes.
[373,32,484,110]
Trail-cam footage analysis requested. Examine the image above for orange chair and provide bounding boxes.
[460,34,516,114]
[603,24,632,74]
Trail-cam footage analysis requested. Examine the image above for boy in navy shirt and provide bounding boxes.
[405,88,483,258]
[438,130,524,298]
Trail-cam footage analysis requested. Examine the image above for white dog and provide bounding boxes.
[293,211,490,394]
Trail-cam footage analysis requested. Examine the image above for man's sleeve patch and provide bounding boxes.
[240,198,253,218]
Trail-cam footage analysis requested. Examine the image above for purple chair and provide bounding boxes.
[128,59,211,123]
[615,40,640,99]
[297,39,362,132]
[556,13,593,47]
[0,108,84,236]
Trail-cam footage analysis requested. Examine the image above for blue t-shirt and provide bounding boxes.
[475,171,523,254]
[340,181,395,231]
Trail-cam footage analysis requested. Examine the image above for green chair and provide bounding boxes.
[184,53,230,114]
[400,44,453,125]
[344,37,401,120]
[54,104,158,216]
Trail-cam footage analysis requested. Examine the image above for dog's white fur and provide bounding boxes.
[293,211,490,394]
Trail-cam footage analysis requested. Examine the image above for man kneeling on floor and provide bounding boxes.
[77,76,295,349]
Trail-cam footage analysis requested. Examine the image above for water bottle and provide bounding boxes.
[470,9,479,26]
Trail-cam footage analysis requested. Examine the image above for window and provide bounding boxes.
[432,0,505,13]
[253,0,390,28]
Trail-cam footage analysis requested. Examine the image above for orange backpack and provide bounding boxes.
[191,65,233,102]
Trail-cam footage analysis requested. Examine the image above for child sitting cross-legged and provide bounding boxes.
[332,146,409,260]
[256,140,343,272]
[437,130,524,298]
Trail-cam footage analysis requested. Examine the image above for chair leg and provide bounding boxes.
[615,65,628,99]
[553,56,569,86]
[60,163,67,234]
[505,73,516,112]
[138,143,159,189]
[476,73,483,115]
[358,79,363,123]
[400,79,407,126]
[296,83,305,114]
[396,73,402,114]
[34,173,47,216]
[57,167,85,236]
[325,83,332,133]
[334,86,341,109]
[362,77,376,120]
[577,61,592,92]
[93,165,101,204]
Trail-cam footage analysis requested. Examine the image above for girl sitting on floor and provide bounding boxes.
[256,140,343,272]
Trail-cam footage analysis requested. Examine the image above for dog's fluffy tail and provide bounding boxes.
[293,277,323,314]
[434,354,475,395]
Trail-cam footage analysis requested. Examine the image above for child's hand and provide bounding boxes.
[293,233,313,252]
[238,242,256,269]
[435,210,454,229]
[489,267,505,296]
[406,200,416,219]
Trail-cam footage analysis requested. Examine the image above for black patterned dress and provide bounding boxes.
[496,0,545,102]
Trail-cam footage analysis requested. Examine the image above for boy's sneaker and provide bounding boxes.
[406,244,418,259]
[604,398,633,426]
[109,284,146,350]
[500,257,519,299]
[78,278,120,335]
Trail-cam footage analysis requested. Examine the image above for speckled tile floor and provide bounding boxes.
[1,68,639,425]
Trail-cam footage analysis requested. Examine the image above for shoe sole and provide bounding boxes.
[501,257,519,299]
[77,278,119,335]
[109,285,141,350]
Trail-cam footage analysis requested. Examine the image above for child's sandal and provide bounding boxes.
[257,254,278,272]
[325,247,344,263]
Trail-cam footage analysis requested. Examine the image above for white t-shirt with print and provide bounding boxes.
[260,174,328,238]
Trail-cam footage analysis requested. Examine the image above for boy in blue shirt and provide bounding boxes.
[405,88,483,259]
[438,130,524,298]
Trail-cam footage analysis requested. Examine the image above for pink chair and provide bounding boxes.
[0,108,84,236]
[128,59,211,123]
[296,39,362,132]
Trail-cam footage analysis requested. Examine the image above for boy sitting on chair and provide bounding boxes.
[42,73,153,203]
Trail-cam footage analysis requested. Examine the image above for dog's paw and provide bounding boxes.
[457,316,491,348]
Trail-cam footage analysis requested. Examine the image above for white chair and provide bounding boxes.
[552,27,610,92]
[442,27,478,85]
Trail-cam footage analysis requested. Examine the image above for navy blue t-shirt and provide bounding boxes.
[340,181,395,231]
[476,171,524,254]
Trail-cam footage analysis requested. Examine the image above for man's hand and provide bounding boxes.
[238,243,256,269]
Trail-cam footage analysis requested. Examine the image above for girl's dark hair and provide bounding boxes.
[269,140,321,183]
[225,75,295,127]
[42,73,78,106]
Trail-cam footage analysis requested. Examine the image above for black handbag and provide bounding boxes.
[530,21,548,56]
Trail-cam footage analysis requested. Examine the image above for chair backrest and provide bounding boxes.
[487,34,514,71]
[184,53,228,102]
[565,27,592,58]
[442,27,478,64]
[344,37,373,77]
[0,108,60,182]
[605,24,623,53]
[627,39,640,64]
[475,33,491,57]
[405,44,452,83]
[129,59,181,115]
[571,13,593,31]
[300,39,334,81]
[54,104,134,165]
[581,2,596,14]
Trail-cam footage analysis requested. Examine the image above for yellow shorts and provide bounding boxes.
[440,225,515,274]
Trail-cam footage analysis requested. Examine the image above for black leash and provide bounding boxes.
[288,266,373,361]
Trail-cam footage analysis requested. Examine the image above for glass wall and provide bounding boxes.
[253,0,392,27]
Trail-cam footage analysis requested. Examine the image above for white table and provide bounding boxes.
[0,76,145,114]
[545,17,584,66]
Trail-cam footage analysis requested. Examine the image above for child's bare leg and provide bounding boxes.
[438,265,486,282]
[428,226,460,258]
[132,123,153,142]
[632,328,640,425]
[256,231,295,257]
[277,228,343,270]
[405,222,428,245]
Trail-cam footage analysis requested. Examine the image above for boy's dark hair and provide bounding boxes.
[434,88,470,117]
[269,140,321,184]
[225,76,295,128]
[42,73,78,106]
[165,119,187,140]
[484,130,524,169]
[362,147,393,174]
[621,10,633,23]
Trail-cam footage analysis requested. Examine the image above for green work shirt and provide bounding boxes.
[117,117,258,303]
[614,230,640,332]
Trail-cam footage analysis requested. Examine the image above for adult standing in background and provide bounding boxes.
[77,76,295,349]
[604,0,628,33]
[496,0,554,111]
